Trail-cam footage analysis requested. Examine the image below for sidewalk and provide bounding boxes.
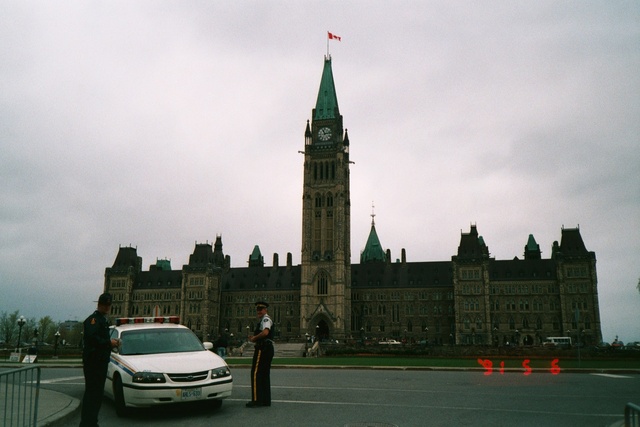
[0,381,80,427]
[0,360,82,426]
[37,388,80,426]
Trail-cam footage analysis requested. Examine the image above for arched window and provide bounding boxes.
[584,315,591,330]
[475,316,483,329]
[463,316,471,330]
[317,271,328,295]
[509,316,515,330]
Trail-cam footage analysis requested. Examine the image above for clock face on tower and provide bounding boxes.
[317,127,332,141]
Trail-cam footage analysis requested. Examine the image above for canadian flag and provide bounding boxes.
[328,32,341,41]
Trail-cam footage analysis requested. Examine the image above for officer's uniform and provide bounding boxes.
[248,302,274,407]
[80,293,114,427]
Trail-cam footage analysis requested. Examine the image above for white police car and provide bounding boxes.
[105,316,232,416]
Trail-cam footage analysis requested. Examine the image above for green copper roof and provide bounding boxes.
[250,245,262,261]
[155,259,171,271]
[526,234,539,251]
[314,57,340,120]
[361,224,386,263]
[248,245,264,267]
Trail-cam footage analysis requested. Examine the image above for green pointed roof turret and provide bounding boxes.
[526,234,539,251]
[524,234,541,260]
[248,245,264,267]
[360,206,386,263]
[314,56,340,120]
[305,120,312,137]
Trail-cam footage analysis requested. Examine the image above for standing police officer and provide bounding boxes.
[79,293,119,427]
[246,301,273,407]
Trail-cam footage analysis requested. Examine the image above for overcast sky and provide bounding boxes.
[1,1,638,343]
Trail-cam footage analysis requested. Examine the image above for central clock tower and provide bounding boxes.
[300,55,352,340]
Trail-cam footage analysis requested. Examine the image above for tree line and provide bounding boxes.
[0,310,83,350]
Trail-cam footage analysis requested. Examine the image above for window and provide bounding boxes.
[392,304,400,322]
[317,271,328,295]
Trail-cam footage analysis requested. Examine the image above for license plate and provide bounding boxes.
[180,388,202,400]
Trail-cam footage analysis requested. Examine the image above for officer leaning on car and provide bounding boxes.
[79,292,120,427]
[246,301,274,408]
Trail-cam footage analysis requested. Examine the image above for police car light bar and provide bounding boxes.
[116,316,180,326]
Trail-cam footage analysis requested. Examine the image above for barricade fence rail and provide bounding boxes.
[626,402,640,427]
[1,365,41,427]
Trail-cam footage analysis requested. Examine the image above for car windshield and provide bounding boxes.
[119,328,205,355]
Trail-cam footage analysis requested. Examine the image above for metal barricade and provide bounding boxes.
[626,402,640,427]
[1,365,41,427]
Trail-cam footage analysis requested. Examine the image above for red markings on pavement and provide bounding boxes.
[477,358,561,375]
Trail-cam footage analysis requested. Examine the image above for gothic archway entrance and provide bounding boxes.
[315,319,330,342]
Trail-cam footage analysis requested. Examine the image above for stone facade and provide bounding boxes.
[103,55,602,347]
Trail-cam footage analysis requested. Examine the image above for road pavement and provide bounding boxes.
[1,359,635,426]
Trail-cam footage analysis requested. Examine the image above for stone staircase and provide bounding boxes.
[231,341,306,358]
[274,342,306,357]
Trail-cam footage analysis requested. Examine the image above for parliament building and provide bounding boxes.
[103,56,602,347]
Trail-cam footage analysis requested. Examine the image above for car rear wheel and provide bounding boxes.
[113,375,130,417]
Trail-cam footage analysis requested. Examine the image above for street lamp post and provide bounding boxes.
[33,328,38,355]
[424,327,428,345]
[16,315,26,354]
[54,330,61,358]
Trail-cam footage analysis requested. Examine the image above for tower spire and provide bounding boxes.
[371,201,376,226]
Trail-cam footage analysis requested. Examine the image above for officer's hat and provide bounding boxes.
[97,293,113,305]
[255,301,269,310]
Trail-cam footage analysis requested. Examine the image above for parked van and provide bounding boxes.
[543,337,572,348]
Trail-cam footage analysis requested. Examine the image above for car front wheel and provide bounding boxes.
[113,375,130,417]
